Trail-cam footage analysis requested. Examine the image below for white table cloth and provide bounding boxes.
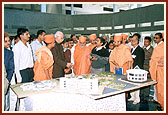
[21,92,126,112]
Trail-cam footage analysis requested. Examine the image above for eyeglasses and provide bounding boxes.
[154,37,160,39]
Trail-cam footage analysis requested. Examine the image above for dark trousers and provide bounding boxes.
[20,68,34,83]
[140,86,150,101]
[16,68,34,111]
[105,62,110,72]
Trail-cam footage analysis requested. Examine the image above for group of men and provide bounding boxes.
[4,27,164,111]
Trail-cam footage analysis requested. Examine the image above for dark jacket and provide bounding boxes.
[131,45,145,69]
[64,49,72,74]
[91,47,110,69]
[51,42,67,78]
[4,48,14,82]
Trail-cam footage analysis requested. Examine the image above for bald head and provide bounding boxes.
[55,31,64,44]
[55,31,63,38]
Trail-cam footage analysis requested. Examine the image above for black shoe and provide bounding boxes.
[156,105,163,111]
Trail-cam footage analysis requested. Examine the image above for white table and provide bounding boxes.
[11,74,156,112]
[22,91,126,112]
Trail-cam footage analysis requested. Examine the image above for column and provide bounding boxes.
[71,4,74,15]
[41,4,46,13]
[113,4,117,13]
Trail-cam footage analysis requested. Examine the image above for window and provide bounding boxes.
[129,73,134,76]
[66,10,71,15]
[74,4,82,8]
[65,4,71,7]
[103,7,113,12]
[65,4,82,8]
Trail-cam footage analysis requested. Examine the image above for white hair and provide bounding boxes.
[55,31,63,38]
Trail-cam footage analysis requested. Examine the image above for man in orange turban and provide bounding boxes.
[149,32,164,110]
[33,34,55,81]
[87,34,97,51]
[121,33,128,44]
[109,35,133,75]
[121,33,131,51]
[121,33,128,41]
[73,36,91,76]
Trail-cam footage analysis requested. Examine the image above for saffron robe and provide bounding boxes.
[109,44,133,75]
[73,44,91,76]
[149,42,164,108]
[34,46,54,81]
[124,44,131,51]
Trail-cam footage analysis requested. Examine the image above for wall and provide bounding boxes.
[4,4,164,36]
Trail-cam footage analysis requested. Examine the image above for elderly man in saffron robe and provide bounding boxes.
[109,35,133,75]
[33,34,55,81]
[73,36,91,76]
[149,32,164,110]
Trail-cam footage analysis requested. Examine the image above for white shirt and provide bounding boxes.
[109,49,113,53]
[144,45,151,50]
[153,41,163,48]
[109,49,113,57]
[131,45,139,54]
[157,41,163,46]
[30,39,45,61]
[12,40,34,83]
[86,43,91,47]
[95,46,103,51]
